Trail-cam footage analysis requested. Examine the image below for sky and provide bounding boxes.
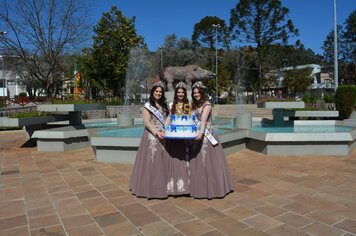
[88,0,355,55]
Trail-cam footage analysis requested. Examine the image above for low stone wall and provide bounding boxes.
[83,105,142,119]
[106,105,142,118]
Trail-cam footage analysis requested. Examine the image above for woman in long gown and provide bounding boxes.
[130,81,170,199]
[165,82,191,196]
[189,81,234,199]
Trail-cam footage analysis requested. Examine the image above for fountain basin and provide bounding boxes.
[86,118,356,163]
[88,127,246,163]
[246,120,356,156]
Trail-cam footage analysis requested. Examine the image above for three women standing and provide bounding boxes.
[130,81,234,199]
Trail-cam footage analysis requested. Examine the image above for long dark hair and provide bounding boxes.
[171,86,190,114]
[191,87,207,110]
[149,85,169,116]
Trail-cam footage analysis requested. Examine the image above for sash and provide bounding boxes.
[144,102,165,125]
[194,111,219,146]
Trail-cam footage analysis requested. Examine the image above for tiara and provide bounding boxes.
[175,81,187,89]
[153,80,166,89]
[192,81,206,89]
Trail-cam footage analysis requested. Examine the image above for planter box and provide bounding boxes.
[257,101,305,109]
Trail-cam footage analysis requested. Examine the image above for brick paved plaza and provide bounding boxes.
[1,130,356,235]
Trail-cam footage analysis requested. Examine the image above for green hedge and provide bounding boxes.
[335,85,356,119]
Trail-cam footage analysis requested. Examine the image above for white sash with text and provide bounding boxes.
[144,102,165,125]
[195,116,218,146]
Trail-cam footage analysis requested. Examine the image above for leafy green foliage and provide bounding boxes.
[265,42,322,69]
[18,92,27,97]
[158,34,198,68]
[9,111,52,118]
[51,99,98,104]
[302,93,317,104]
[105,97,124,105]
[283,68,313,96]
[230,0,298,94]
[89,6,144,97]
[192,16,229,49]
[322,10,356,85]
[322,25,343,64]
[334,85,356,119]
[323,93,335,103]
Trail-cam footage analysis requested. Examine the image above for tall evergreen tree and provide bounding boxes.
[343,10,356,64]
[192,16,229,49]
[230,0,298,95]
[321,25,343,64]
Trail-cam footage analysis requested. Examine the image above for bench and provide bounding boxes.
[32,125,89,152]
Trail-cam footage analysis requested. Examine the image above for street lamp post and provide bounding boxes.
[333,0,338,90]
[212,24,220,104]
[0,31,7,106]
[158,46,165,70]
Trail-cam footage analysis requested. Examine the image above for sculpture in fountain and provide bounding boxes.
[160,65,215,91]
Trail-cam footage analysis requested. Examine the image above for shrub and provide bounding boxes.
[105,97,123,105]
[323,93,335,103]
[18,92,27,97]
[302,93,317,104]
[334,85,356,119]
[9,111,51,118]
[51,99,97,104]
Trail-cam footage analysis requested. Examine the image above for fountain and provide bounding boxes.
[233,81,252,129]
[118,47,150,127]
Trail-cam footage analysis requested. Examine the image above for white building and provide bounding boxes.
[268,64,335,90]
[0,69,27,98]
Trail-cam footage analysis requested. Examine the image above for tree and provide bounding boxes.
[89,6,144,97]
[283,67,313,97]
[342,10,356,84]
[322,11,356,84]
[342,10,356,64]
[321,25,343,64]
[192,16,229,49]
[230,0,298,95]
[0,0,89,97]
[265,42,322,69]
[157,34,197,68]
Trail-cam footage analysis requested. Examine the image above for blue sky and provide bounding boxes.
[88,0,355,55]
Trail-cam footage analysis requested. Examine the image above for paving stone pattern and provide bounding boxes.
[1,130,356,235]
